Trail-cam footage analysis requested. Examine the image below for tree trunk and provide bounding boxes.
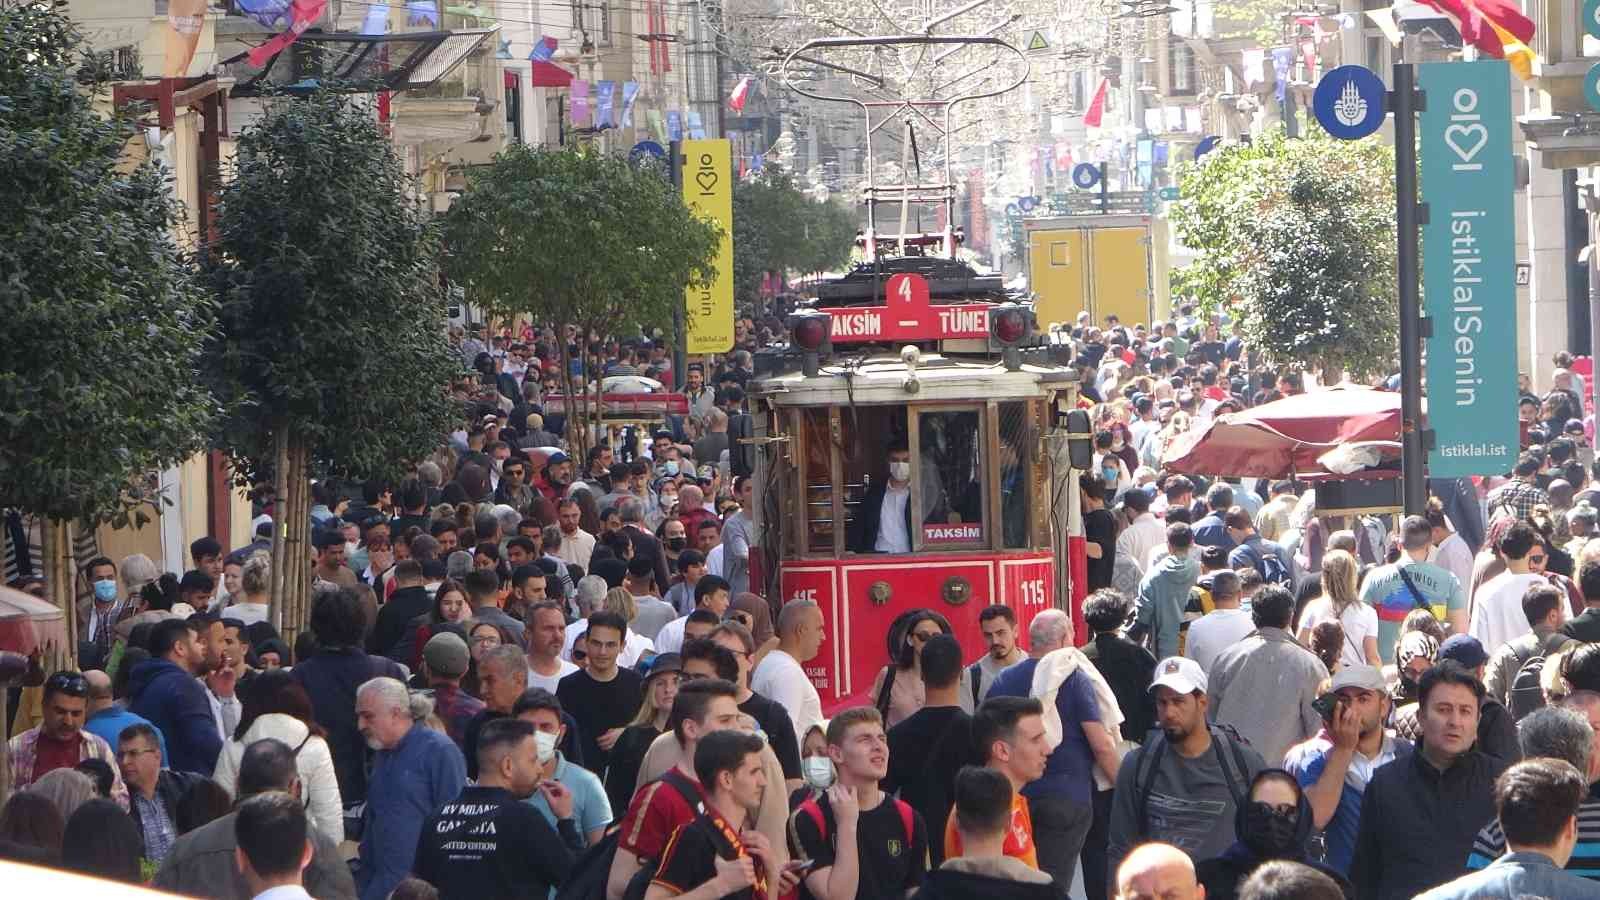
[280,439,313,645]
[41,518,77,672]
[559,325,592,462]
[268,426,290,633]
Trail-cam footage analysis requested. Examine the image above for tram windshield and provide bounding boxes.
[787,401,1037,557]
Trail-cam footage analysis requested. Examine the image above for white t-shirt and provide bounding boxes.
[1469,572,1552,656]
[1430,533,1475,601]
[1297,596,1380,669]
[875,485,912,554]
[528,658,579,693]
[751,648,824,739]
[1184,608,1256,675]
[654,615,688,654]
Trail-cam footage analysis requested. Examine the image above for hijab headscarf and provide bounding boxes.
[1198,769,1355,900]
[731,592,774,646]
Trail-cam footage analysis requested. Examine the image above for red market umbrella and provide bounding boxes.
[1161,386,1402,479]
[0,584,68,658]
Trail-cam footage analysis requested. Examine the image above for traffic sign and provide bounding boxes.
[1587,0,1600,40]
[1025,30,1049,52]
[1157,186,1179,201]
[1312,65,1386,140]
[1072,163,1101,189]
[629,140,668,167]
[1195,135,1220,159]
[1018,196,1039,212]
[1587,63,1600,112]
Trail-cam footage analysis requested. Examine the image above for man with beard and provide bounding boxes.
[414,718,584,900]
[1106,657,1266,877]
[1282,665,1412,875]
[128,618,224,775]
[355,677,466,900]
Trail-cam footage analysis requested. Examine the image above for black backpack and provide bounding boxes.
[555,770,701,900]
[1508,631,1573,722]
[1132,725,1252,835]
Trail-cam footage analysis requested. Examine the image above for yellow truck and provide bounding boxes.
[1024,209,1171,329]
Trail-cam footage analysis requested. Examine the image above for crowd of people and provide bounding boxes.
[6,311,1600,900]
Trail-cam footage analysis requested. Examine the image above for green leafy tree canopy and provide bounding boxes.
[1170,131,1397,379]
[442,145,720,342]
[732,168,857,308]
[0,0,214,525]
[204,91,460,484]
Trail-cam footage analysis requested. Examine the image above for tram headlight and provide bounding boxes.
[788,308,832,376]
[989,302,1034,371]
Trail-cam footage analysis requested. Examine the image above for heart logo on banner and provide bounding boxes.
[1444,122,1488,164]
[695,170,718,191]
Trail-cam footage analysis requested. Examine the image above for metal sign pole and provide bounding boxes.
[671,138,687,391]
[1392,62,1428,516]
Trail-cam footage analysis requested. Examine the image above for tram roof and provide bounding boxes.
[750,351,1078,406]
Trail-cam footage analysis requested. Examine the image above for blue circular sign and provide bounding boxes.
[1194,135,1220,159]
[1072,163,1101,190]
[629,141,668,167]
[1312,65,1386,140]
[1018,196,1038,212]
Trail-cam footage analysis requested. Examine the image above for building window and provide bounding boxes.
[571,1,612,46]
[1169,41,1196,96]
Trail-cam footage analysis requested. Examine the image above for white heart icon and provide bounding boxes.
[1444,122,1488,163]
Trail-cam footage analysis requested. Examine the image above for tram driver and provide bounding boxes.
[850,440,915,554]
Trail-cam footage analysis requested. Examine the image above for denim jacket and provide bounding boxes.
[1416,851,1600,899]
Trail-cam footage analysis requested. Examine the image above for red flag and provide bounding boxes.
[1413,0,1534,60]
[1083,78,1108,128]
[247,0,329,67]
[729,77,753,113]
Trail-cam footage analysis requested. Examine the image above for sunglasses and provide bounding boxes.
[46,671,88,697]
[910,631,941,644]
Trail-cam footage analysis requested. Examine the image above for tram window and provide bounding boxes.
[998,402,1034,549]
[918,409,986,547]
[842,406,910,555]
[799,408,836,554]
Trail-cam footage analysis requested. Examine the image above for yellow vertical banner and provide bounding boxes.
[681,139,734,354]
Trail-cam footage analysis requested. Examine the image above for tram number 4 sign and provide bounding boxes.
[826,273,992,343]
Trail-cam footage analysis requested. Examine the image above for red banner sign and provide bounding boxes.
[825,273,992,343]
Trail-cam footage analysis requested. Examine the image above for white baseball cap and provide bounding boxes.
[1150,656,1207,695]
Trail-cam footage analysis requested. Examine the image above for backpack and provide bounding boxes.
[1133,726,1252,836]
[554,770,702,900]
[1508,631,1574,722]
[1237,541,1291,586]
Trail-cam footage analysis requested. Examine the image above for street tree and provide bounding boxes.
[733,168,857,314]
[441,145,720,455]
[0,0,215,645]
[204,91,460,636]
[1169,130,1397,380]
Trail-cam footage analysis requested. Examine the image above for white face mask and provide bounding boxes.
[534,729,559,763]
[888,461,911,482]
[802,755,835,789]
[345,541,360,557]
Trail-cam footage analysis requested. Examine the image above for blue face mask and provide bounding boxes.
[93,579,117,602]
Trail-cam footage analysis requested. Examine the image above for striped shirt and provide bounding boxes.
[1468,793,1600,880]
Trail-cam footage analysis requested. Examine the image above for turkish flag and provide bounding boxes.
[1414,0,1534,58]
[1083,78,1109,128]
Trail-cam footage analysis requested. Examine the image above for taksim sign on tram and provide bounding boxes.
[824,273,993,342]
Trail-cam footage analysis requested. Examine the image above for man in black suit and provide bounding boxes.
[849,441,914,554]
[619,497,673,594]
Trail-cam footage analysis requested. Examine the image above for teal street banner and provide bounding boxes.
[1418,60,1518,478]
